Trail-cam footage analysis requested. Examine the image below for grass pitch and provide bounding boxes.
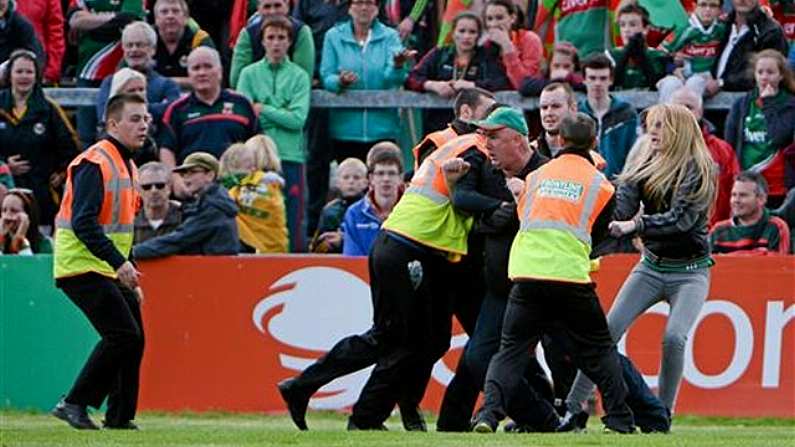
[1,410,793,446]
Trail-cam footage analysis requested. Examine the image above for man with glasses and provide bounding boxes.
[133,161,182,243]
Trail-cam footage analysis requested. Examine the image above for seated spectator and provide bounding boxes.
[159,46,259,198]
[519,41,584,97]
[310,157,368,253]
[342,142,404,256]
[657,0,726,100]
[0,50,80,229]
[0,188,52,254]
[237,15,311,252]
[16,0,64,84]
[153,0,215,89]
[725,49,795,208]
[0,0,44,72]
[481,0,543,89]
[133,152,239,259]
[230,0,314,88]
[669,86,739,225]
[220,135,288,253]
[320,0,414,162]
[96,21,181,143]
[710,171,791,254]
[578,53,639,178]
[707,0,789,94]
[607,3,671,90]
[133,161,182,244]
[406,12,511,133]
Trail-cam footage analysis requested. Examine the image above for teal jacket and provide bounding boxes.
[237,57,311,163]
[320,20,409,142]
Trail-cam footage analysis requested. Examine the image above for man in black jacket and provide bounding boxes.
[0,0,43,70]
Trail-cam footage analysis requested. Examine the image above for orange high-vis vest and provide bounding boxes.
[508,153,614,283]
[54,139,139,279]
[412,126,459,170]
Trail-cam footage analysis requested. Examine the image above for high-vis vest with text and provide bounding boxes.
[509,153,614,283]
[412,126,459,170]
[383,133,487,258]
[54,140,139,279]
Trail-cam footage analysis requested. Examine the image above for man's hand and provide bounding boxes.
[506,177,525,202]
[134,286,145,304]
[116,261,141,290]
[7,155,31,175]
[441,158,471,186]
[49,172,66,189]
[704,77,721,97]
[608,220,637,237]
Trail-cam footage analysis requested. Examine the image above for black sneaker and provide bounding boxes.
[103,420,139,430]
[603,424,638,434]
[399,405,427,432]
[52,399,99,430]
[346,418,388,431]
[277,378,310,431]
[556,411,589,433]
[471,415,497,434]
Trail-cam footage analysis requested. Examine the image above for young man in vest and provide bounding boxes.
[472,112,636,434]
[52,93,149,431]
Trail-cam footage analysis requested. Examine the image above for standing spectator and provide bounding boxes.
[607,3,671,90]
[237,15,311,252]
[770,0,795,52]
[320,0,414,162]
[707,0,789,94]
[0,0,44,67]
[68,0,145,148]
[481,0,543,89]
[519,41,584,97]
[381,0,436,55]
[579,53,639,179]
[230,0,314,88]
[711,171,791,254]
[133,161,182,243]
[0,49,80,228]
[310,157,368,253]
[405,12,510,133]
[669,86,739,225]
[96,22,181,145]
[133,151,240,258]
[16,0,65,84]
[530,82,578,159]
[1,188,52,254]
[159,46,259,197]
[725,49,795,208]
[219,136,289,253]
[532,0,611,58]
[153,0,215,89]
[294,0,350,69]
[341,142,403,256]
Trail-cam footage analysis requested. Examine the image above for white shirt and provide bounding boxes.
[716,23,749,79]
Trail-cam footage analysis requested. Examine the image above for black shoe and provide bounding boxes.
[503,420,534,433]
[399,405,427,432]
[556,411,589,433]
[603,424,637,434]
[52,399,99,430]
[346,418,388,431]
[103,420,139,430]
[277,378,309,431]
[471,415,497,434]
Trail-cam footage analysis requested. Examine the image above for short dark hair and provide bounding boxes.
[559,112,597,151]
[105,93,147,122]
[581,52,614,76]
[735,171,768,197]
[453,87,495,118]
[260,15,293,41]
[617,3,650,27]
[541,82,576,105]
[367,141,404,173]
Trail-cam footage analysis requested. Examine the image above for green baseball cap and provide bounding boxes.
[473,106,528,136]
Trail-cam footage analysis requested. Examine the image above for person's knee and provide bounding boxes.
[662,329,687,354]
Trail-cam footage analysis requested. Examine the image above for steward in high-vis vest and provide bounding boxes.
[51,94,149,432]
[474,113,637,435]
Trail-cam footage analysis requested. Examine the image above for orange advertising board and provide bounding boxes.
[137,254,794,417]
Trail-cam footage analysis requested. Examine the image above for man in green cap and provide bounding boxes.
[132,151,240,258]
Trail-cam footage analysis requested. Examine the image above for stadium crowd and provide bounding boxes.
[0,0,793,434]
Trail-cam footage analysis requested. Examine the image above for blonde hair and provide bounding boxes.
[337,157,367,176]
[219,143,250,177]
[618,104,715,208]
[245,135,282,172]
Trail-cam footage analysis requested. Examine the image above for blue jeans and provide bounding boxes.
[283,161,307,253]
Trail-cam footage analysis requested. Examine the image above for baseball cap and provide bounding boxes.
[173,152,219,174]
[473,106,529,136]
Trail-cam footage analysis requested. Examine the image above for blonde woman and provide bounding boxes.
[220,135,288,253]
[564,104,717,425]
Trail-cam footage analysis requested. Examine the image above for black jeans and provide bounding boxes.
[480,280,635,432]
[59,273,144,425]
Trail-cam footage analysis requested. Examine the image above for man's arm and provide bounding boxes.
[132,204,223,259]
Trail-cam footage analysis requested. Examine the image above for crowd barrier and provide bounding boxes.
[1,254,792,417]
[44,88,743,111]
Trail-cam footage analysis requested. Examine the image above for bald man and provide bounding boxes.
[158,47,260,198]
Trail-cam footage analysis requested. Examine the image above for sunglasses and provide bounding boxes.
[140,182,167,191]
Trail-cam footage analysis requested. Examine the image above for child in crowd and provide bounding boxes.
[520,41,584,96]
[310,157,368,253]
[657,0,727,100]
[607,3,671,90]
[220,135,289,254]
[1,188,51,255]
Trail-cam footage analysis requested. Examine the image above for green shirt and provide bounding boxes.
[741,92,775,170]
[662,14,727,74]
[607,46,669,89]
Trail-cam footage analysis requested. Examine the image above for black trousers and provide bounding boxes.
[306,108,332,236]
[480,280,634,432]
[59,273,144,425]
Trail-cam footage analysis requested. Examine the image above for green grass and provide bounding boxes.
[1,410,793,446]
